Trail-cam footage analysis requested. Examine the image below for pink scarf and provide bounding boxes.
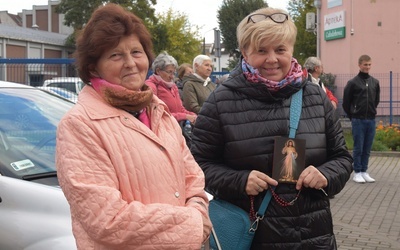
[90,77,153,128]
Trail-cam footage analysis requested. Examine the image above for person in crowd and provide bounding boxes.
[343,54,380,183]
[190,7,353,249]
[145,52,197,124]
[176,63,193,101]
[182,54,216,114]
[303,56,338,109]
[55,4,211,250]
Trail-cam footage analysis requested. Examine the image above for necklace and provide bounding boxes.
[270,186,301,207]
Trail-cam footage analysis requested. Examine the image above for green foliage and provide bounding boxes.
[57,0,157,30]
[343,130,353,150]
[343,124,400,152]
[372,140,391,151]
[320,73,337,94]
[57,0,202,64]
[149,9,202,64]
[375,123,400,151]
[227,57,239,70]
[287,0,316,65]
[217,0,267,70]
[57,0,157,46]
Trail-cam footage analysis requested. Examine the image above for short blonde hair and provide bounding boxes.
[237,7,297,54]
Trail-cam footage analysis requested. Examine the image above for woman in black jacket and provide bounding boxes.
[191,7,353,250]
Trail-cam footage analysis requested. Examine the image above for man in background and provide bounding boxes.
[304,56,338,109]
[342,54,380,183]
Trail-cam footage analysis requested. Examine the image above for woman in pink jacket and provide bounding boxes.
[145,52,197,124]
[55,4,211,250]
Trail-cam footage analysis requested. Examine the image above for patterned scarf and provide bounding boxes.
[90,77,153,113]
[241,58,305,92]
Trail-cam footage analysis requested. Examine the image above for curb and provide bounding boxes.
[348,150,400,157]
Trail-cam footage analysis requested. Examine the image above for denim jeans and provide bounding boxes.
[351,118,376,173]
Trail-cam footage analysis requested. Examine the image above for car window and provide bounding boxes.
[0,88,73,179]
[47,82,76,93]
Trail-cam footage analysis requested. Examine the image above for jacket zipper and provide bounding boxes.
[366,79,369,118]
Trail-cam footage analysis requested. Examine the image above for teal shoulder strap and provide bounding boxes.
[289,89,303,139]
[251,89,303,232]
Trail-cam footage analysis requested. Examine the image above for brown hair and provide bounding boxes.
[177,63,192,80]
[358,54,371,65]
[74,3,154,84]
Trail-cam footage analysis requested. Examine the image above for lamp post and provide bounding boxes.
[214,28,221,72]
[202,28,217,55]
[314,0,322,58]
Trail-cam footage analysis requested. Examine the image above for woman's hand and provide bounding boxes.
[246,170,278,195]
[186,114,197,124]
[296,165,328,191]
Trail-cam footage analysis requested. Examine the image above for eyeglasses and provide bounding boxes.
[162,70,177,76]
[247,13,288,24]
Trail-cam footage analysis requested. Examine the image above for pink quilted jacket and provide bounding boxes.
[56,86,210,249]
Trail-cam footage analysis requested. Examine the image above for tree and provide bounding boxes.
[56,0,201,64]
[218,0,267,55]
[56,0,157,46]
[287,0,316,65]
[149,9,202,64]
[217,0,267,70]
[57,0,157,30]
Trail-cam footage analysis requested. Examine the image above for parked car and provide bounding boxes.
[0,81,77,250]
[37,86,78,103]
[43,77,84,94]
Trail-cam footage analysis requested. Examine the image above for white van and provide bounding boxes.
[43,77,84,94]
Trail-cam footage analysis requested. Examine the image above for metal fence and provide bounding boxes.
[0,58,77,86]
[1,58,399,124]
[334,72,400,124]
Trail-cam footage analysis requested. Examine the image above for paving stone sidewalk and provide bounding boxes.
[331,153,400,250]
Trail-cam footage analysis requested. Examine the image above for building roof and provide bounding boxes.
[0,23,68,46]
[7,13,22,26]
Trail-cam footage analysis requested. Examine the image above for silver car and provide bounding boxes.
[43,77,84,94]
[0,81,77,249]
[37,86,78,103]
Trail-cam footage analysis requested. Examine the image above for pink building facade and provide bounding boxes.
[318,0,400,118]
[320,0,399,74]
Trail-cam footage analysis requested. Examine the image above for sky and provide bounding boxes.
[0,0,290,42]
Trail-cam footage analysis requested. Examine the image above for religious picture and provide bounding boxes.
[272,137,306,183]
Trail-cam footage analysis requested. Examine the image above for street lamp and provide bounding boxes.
[314,0,322,58]
[202,28,217,55]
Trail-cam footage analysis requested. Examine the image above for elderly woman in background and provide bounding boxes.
[182,54,216,114]
[56,4,211,250]
[190,7,352,250]
[176,63,193,101]
[145,52,197,124]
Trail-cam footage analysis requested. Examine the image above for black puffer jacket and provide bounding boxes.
[191,65,353,250]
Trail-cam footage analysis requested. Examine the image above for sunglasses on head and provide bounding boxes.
[247,13,288,24]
